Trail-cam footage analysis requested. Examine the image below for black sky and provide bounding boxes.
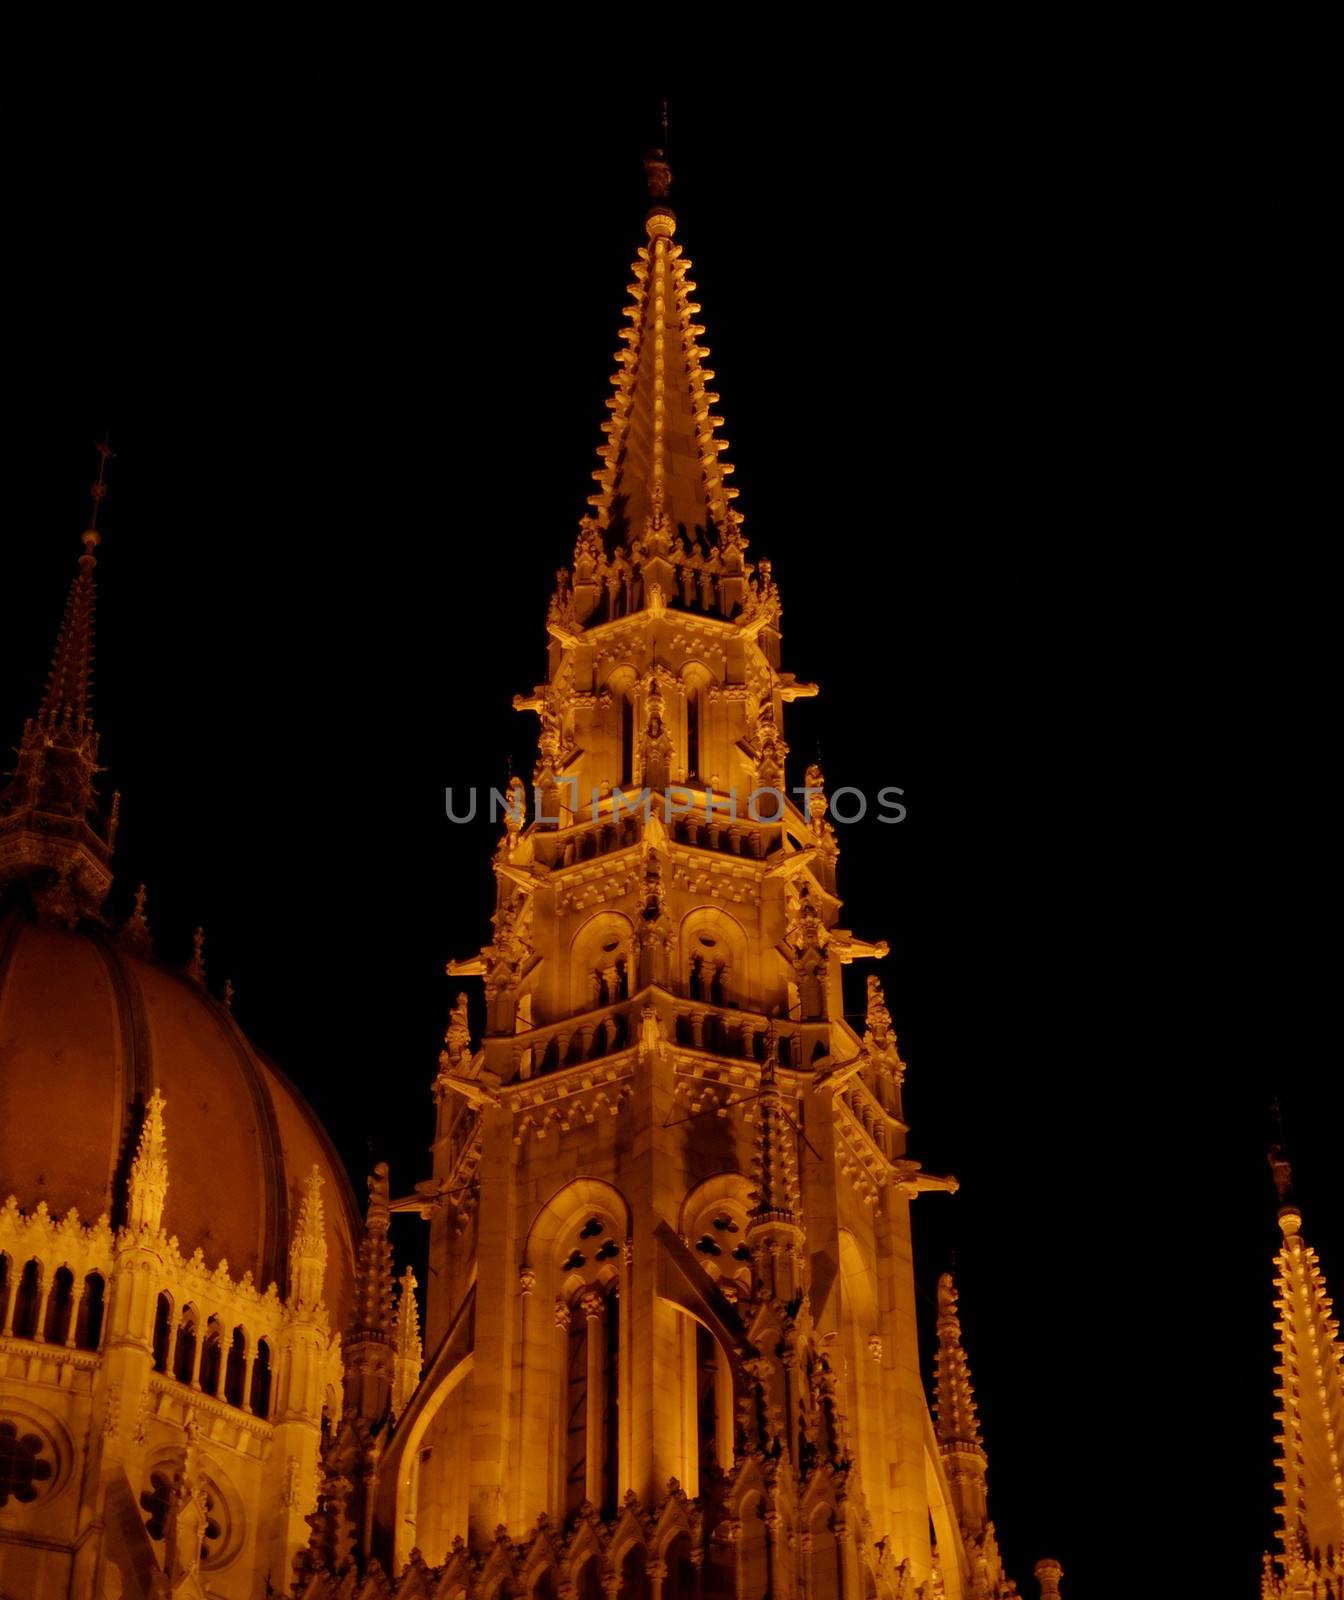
[5,75,1336,1598]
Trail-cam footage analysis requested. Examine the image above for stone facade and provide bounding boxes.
[0,158,1071,1599]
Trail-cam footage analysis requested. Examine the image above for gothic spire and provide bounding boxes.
[745,1027,804,1302]
[290,1165,328,1311]
[933,1272,990,1543]
[344,1161,396,1427]
[391,1266,423,1421]
[0,441,117,924]
[127,1086,168,1234]
[587,153,741,558]
[1265,1189,1344,1595]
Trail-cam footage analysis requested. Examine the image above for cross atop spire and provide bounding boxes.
[0,443,119,924]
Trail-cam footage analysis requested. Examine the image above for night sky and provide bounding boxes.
[6,81,1336,1597]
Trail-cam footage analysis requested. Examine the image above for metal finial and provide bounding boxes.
[1268,1142,1294,1206]
[643,147,672,200]
[86,435,114,548]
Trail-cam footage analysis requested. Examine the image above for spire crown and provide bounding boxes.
[0,443,117,922]
[128,1087,169,1233]
[290,1164,328,1310]
[1267,1195,1344,1584]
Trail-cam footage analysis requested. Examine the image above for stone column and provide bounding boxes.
[1,1268,17,1335]
[33,1269,53,1341]
[242,1345,257,1413]
[66,1279,85,1348]
[580,1288,606,1507]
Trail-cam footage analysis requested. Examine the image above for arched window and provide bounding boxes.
[250,1337,272,1419]
[619,1544,651,1600]
[0,1254,8,1333]
[43,1266,75,1344]
[686,687,701,779]
[224,1327,247,1407]
[173,1307,198,1386]
[76,1272,106,1350]
[152,1293,173,1372]
[13,1260,41,1340]
[808,1508,844,1600]
[200,1315,225,1396]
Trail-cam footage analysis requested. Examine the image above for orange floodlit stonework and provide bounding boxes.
[1260,1162,1344,1600]
[0,160,1089,1597]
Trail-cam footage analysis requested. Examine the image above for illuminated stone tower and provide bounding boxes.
[295,154,1056,1600]
[1262,1155,1344,1600]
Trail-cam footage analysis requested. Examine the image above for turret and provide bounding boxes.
[0,440,117,924]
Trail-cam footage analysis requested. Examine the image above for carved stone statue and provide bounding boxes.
[641,709,674,793]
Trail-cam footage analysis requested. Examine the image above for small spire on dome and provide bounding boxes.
[128,1086,168,1233]
[290,1164,328,1310]
[119,883,153,959]
[187,926,206,986]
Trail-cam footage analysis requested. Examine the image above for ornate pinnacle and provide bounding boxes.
[345,1161,397,1427]
[128,1087,169,1233]
[747,1025,802,1241]
[1269,1194,1344,1574]
[289,1165,328,1310]
[933,1272,983,1450]
[933,1272,992,1546]
[119,883,153,959]
[0,442,118,923]
[391,1266,423,1420]
[186,927,206,986]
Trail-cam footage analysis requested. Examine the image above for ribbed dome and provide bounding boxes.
[0,908,359,1332]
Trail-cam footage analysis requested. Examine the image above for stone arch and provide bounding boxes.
[249,1336,272,1418]
[392,1349,474,1567]
[736,1490,768,1600]
[569,910,635,1016]
[569,1554,607,1600]
[517,1182,633,1530]
[172,1302,199,1385]
[223,1324,248,1406]
[679,905,751,1009]
[924,1445,967,1600]
[151,1290,173,1371]
[602,665,639,789]
[838,1229,885,1529]
[660,1528,698,1600]
[807,1503,844,1600]
[42,1264,76,1344]
[680,659,715,784]
[75,1270,105,1349]
[12,1258,41,1339]
[619,1541,651,1600]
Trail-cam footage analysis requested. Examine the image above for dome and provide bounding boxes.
[0,907,359,1332]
